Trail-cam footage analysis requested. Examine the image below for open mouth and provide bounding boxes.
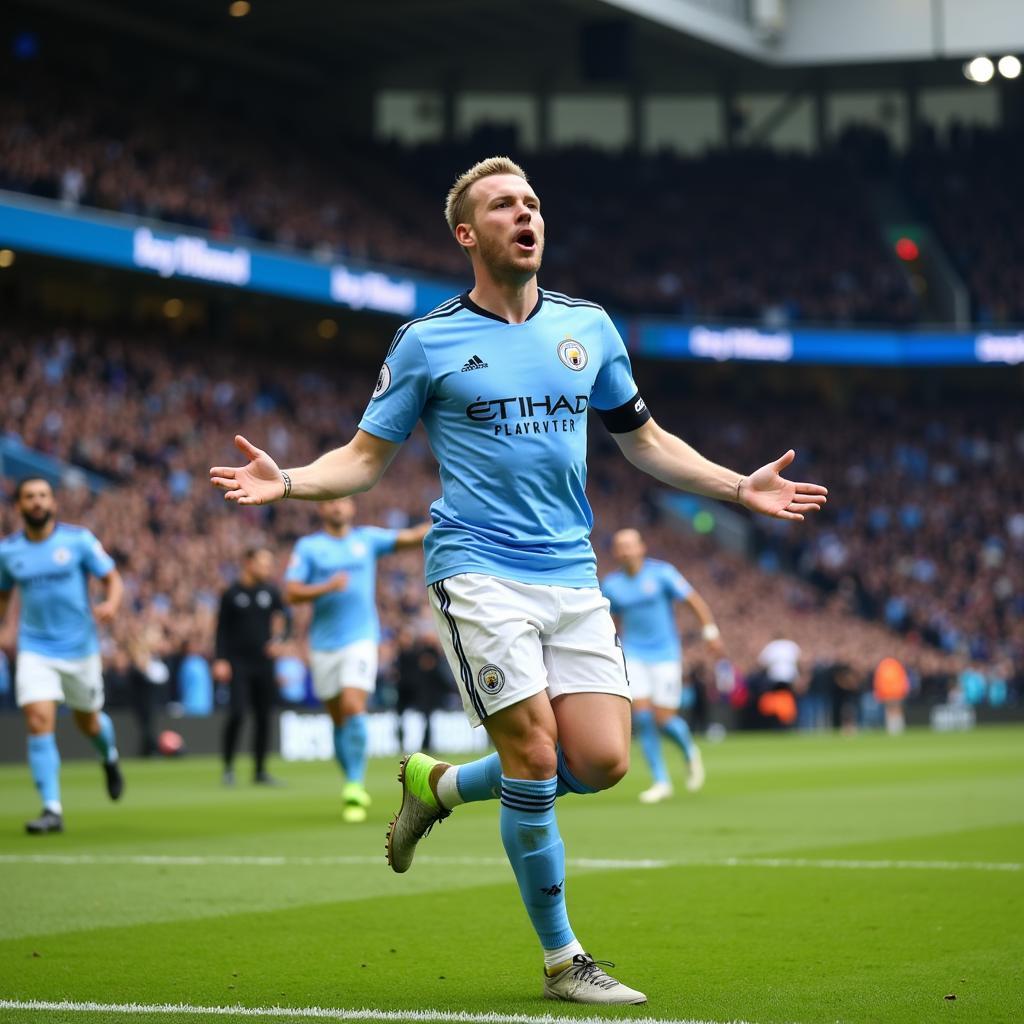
[514,229,536,252]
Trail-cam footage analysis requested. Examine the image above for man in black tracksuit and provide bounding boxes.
[214,547,287,784]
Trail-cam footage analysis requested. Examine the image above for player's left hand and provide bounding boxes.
[94,600,117,624]
[738,450,828,522]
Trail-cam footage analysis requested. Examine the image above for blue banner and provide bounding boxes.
[0,191,459,319]
[632,322,1024,367]
[3,191,1024,367]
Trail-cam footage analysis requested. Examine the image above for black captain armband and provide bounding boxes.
[596,392,652,434]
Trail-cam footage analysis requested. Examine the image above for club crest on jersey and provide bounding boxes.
[557,337,588,371]
[372,362,392,399]
[52,547,72,566]
[477,663,506,695]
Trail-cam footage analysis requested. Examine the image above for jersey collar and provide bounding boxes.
[459,289,544,324]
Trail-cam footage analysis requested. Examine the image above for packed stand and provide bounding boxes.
[0,325,440,711]
[1,63,916,325]
[1,326,1019,725]
[630,372,1024,698]
[903,125,1024,324]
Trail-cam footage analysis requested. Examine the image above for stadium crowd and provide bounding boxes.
[649,382,1024,670]
[904,125,1024,324]
[0,325,1019,722]
[0,63,920,324]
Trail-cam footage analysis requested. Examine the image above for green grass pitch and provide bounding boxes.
[0,726,1021,1024]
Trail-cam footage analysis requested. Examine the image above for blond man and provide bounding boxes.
[211,156,827,1003]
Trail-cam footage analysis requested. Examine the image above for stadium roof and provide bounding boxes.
[10,0,996,93]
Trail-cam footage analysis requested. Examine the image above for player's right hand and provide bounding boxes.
[210,435,286,505]
[329,572,349,593]
[212,659,232,683]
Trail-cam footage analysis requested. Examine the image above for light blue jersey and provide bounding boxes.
[358,290,646,588]
[601,559,693,663]
[0,523,116,659]
[285,527,398,651]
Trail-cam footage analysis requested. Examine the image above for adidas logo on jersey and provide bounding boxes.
[461,355,488,372]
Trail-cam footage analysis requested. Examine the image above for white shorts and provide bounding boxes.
[309,639,378,701]
[428,573,630,728]
[625,657,683,709]
[16,651,105,712]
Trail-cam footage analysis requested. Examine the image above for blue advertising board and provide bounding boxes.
[0,191,459,319]
[632,321,1024,367]
[3,191,1024,368]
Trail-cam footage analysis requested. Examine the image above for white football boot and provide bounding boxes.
[638,781,674,804]
[544,953,647,1004]
[686,749,706,792]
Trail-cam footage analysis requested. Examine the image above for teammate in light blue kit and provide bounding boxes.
[211,156,827,1004]
[285,497,428,822]
[602,528,725,803]
[0,478,125,834]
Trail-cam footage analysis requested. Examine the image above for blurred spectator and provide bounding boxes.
[393,626,457,753]
[873,656,910,735]
[179,635,214,717]
[829,661,863,734]
[758,637,803,689]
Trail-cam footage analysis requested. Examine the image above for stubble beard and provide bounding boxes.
[22,508,54,530]
[476,231,543,287]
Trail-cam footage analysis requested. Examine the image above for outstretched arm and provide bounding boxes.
[285,576,348,605]
[682,590,725,657]
[93,570,123,625]
[612,419,827,521]
[394,521,431,550]
[210,430,402,506]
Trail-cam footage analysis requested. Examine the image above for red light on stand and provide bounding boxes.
[895,237,919,261]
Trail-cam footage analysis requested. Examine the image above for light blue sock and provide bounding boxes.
[27,734,61,811]
[499,776,575,950]
[661,715,697,764]
[338,714,368,784]
[555,745,597,797]
[456,751,502,802]
[90,712,118,764]
[332,724,346,775]
[634,709,670,784]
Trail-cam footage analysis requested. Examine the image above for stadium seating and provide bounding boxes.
[2,325,1018,708]
[0,65,921,325]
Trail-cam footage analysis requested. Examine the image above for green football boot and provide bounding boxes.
[342,781,371,824]
[385,753,451,873]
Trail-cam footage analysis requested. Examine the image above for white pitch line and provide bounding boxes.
[0,1000,767,1024]
[714,856,1022,873]
[0,853,1018,872]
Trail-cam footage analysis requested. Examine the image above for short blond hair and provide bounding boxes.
[444,156,529,238]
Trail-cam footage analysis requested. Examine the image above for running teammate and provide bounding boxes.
[210,156,828,1004]
[284,498,428,822]
[602,528,722,802]
[0,478,124,834]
